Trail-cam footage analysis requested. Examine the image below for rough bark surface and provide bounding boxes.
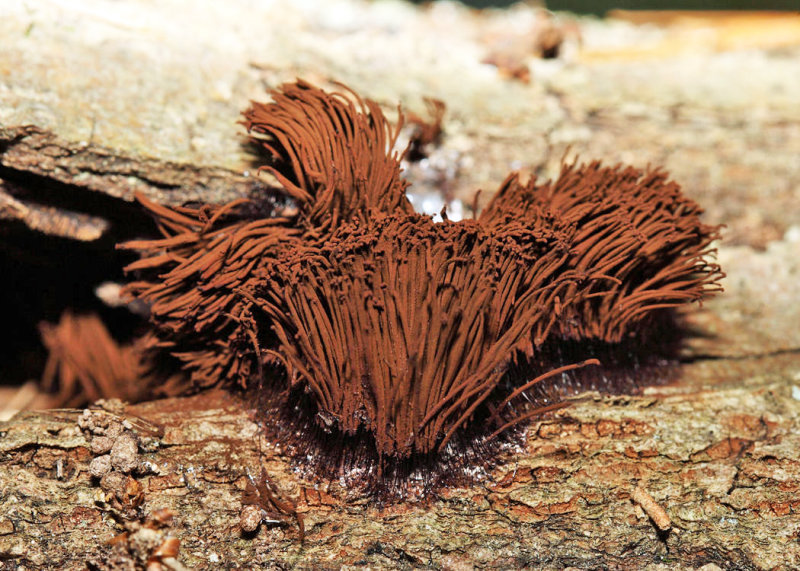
[1,2,800,569]
[0,125,282,239]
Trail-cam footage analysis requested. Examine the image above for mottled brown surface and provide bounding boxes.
[2,344,799,569]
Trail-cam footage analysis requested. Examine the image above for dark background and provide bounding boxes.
[424,1,799,15]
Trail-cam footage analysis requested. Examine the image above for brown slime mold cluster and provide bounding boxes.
[39,311,151,407]
[119,80,722,486]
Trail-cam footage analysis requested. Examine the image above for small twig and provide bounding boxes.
[631,485,671,532]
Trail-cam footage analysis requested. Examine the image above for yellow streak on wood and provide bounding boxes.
[581,11,800,63]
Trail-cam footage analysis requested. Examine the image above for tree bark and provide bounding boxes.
[0,125,280,241]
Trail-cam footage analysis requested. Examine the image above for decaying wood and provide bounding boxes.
[2,349,800,569]
[2,1,800,569]
[0,125,279,241]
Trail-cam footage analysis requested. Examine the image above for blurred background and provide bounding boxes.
[436,0,799,11]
